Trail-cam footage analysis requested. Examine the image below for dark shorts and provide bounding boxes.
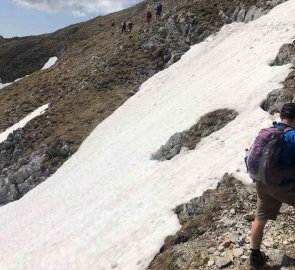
[256,182,295,220]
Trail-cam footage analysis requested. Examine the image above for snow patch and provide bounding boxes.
[0,104,49,143]
[41,57,58,70]
[0,81,12,89]
[0,76,28,90]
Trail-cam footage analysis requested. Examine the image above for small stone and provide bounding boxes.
[262,239,275,248]
[208,260,215,267]
[238,236,246,246]
[208,247,216,254]
[220,217,236,227]
[233,248,244,257]
[175,258,185,268]
[228,244,234,250]
[266,250,289,266]
[241,255,249,261]
[230,209,236,215]
[280,221,286,226]
[243,214,255,222]
[224,249,234,261]
[229,232,240,244]
[222,238,232,248]
[216,257,232,269]
[245,236,250,244]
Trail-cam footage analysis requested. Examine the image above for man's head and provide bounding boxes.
[280,103,295,127]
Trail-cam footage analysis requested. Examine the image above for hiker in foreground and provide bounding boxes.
[246,103,295,269]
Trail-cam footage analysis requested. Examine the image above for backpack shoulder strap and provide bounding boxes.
[283,127,293,133]
[273,122,293,133]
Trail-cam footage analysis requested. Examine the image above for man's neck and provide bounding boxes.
[281,119,293,127]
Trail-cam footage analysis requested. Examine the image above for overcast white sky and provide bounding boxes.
[13,0,141,16]
[0,0,142,37]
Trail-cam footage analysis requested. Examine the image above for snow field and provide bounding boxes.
[1,1,295,270]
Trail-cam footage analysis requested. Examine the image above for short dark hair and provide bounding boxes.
[281,103,295,120]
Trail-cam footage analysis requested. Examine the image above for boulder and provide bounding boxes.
[260,89,293,115]
[270,43,295,66]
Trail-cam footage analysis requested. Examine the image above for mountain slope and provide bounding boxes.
[0,0,288,204]
[0,1,295,269]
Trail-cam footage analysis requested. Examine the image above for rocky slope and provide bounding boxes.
[0,0,291,203]
[148,174,295,270]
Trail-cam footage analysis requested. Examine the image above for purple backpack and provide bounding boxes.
[245,127,293,185]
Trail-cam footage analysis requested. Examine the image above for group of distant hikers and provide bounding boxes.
[147,2,163,24]
[245,103,295,269]
[121,19,134,34]
[122,3,163,34]
[110,3,163,36]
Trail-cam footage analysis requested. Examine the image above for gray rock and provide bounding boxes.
[60,143,70,158]
[216,257,232,269]
[266,250,290,266]
[263,239,275,248]
[18,182,35,196]
[244,6,266,23]
[260,88,293,115]
[0,127,70,204]
[237,9,246,22]
[151,132,185,161]
[270,43,295,66]
[0,182,18,203]
[229,232,240,244]
[243,214,255,222]
[230,208,236,215]
[233,248,244,257]
[208,247,216,254]
[241,255,249,261]
[165,51,183,68]
[207,260,215,267]
[174,257,185,269]
[220,217,236,227]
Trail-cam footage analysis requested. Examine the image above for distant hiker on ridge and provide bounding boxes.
[245,103,295,269]
[126,19,133,34]
[156,2,163,21]
[111,20,115,36]
[122,21,127,34]
[147,11,152,24]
